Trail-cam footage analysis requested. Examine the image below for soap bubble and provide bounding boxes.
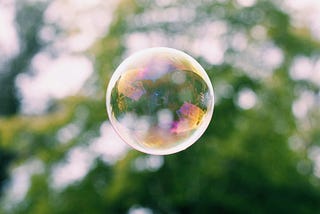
[106,47,214,155]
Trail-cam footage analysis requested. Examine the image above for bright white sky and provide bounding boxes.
[1,0,120,208]
[1,0,117,114]
[0,0,319,114]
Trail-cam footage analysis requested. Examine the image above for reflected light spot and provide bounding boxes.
[157,109,173,129]
[313,59,320,85]
[39,25,56,42]
[3,159,44,207]
[171,71,186,84]
[125,32,167,55]
[128,206,153,214]
[133,155,164,172]
[250,25,267,41]
[56,123,81,144]
[193,37,225,65]
[290,56,313,80]
[0,2,19,59]
[231,32,248,51]
[292,90,315,119]
[89,122,129,164]
[51,146,94,189]
[308,146,320,178]
[236,0,256,7]
[283,0,320,40]
[191,21,227,65]
[263,46,283,69]
[16,53,93,114]
[155,0,172,7]
[237,88,257,109]
[44,0,116,52]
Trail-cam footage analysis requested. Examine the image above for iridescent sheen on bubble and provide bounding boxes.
[106,47,214,155]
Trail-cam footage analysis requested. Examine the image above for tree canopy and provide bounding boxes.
[0,0,320,213]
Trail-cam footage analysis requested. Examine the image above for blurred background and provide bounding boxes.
[0,0,320,213]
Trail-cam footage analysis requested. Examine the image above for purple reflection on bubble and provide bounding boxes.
[170,102,205,134]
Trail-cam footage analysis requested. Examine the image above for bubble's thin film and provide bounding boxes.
[106,47,214,155]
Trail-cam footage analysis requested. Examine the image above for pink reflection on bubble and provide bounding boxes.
[118,68,146,101]
[171,102,205,134]
[118,59,176,101]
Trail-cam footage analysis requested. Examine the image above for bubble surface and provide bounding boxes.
[106,47,214,155]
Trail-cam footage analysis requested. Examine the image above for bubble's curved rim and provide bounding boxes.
[106,47,214,155]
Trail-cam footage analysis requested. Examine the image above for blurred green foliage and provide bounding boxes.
[0,0,320,213]
[0,0,47,198]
